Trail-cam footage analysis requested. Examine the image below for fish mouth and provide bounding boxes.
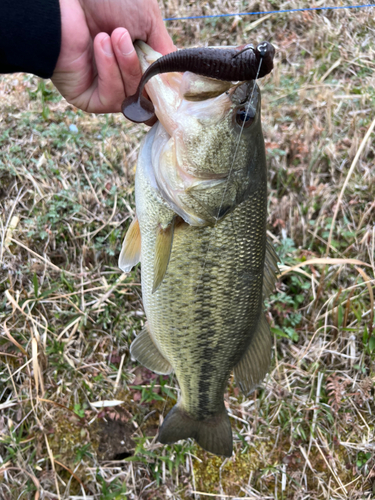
[134,41,184,134]
[135,41,161,74]
[135,41,242,136]
[135,41,261,226]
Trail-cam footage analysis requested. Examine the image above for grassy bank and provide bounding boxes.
[1,1,374,498]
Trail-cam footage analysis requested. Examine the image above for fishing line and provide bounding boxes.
[194,56,264,296]
[171,2,374,294]
[215,62,263,222]
[163,3,375,22]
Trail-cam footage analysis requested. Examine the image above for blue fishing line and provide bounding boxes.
[163,3,375,22]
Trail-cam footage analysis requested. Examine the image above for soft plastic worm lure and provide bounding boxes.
[122,41,275,123]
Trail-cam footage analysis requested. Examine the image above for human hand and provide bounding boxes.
[51,0,175,113]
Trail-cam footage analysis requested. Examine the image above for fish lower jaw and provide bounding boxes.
[135,41,161,68]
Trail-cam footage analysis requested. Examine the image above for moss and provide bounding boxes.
[46,413,89,465]
[192,433,364,499]
[41,410,93,494]
[193,444,268,496]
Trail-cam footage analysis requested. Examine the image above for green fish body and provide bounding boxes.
[120,42,278,457]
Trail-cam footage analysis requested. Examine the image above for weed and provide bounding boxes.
[1,3,375,499]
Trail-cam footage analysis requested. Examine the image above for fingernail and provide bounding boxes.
[101,35,113,56]
[119,32,134,56]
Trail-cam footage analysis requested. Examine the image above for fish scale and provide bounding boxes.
[119,41,278,457]
[136,124,267,440]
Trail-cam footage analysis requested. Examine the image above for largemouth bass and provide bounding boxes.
[120,41,279,457]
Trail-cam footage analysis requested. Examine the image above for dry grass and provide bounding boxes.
[1,1,375,499]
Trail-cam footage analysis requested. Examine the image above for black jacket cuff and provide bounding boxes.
[0,0,61,78]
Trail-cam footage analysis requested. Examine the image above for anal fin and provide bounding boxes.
[119,216,141,273]
[234,314,272,396]
[153,217,175,293]
[130,323,172,375]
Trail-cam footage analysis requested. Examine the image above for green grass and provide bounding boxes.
[1,1,375,498]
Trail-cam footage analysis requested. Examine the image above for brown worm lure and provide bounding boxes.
[122,41,275,123]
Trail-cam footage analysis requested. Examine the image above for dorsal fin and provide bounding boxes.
[234,314,272,396]
[263,238,279,299]
[153,217,175,293]
[118,215,141,273]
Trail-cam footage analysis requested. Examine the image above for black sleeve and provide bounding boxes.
[0,0,61,79]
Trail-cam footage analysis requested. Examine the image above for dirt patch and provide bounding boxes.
[96,417,135,460]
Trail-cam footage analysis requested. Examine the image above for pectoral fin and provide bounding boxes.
[130,323,172,375]
[152,217,175,293]
[119,216,141,273]
[234,314,272,396]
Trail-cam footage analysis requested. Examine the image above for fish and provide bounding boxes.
[119,41,279,457]
[122,41,275,123]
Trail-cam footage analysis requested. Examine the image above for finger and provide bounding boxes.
[111,28,143,99]
[90,33,126,112]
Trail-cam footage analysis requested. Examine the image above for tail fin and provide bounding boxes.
[158,404,232,457]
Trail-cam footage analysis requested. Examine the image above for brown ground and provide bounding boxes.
[1,1,374,499]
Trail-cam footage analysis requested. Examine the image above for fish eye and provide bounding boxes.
[235,105,256,127]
